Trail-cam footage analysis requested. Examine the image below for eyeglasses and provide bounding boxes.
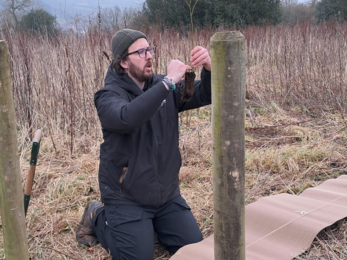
[124,47,154,59]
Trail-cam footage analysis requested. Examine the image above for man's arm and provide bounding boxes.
[95,59,193,134]
[177,46,212,112]
[95,82,168,133]
[177,68,212,112]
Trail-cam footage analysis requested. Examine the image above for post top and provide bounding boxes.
[211,31,245,42]
[0,40,8,47]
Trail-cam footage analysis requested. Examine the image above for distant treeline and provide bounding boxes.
[0,0,346,36]
[144,0,282,29]
[142,0,346,30]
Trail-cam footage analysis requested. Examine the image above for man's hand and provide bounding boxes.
[190,46,211,71]
[167,60,191,83]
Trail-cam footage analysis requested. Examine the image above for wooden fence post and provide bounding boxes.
[0,40,29,259]
[211,31,246,260]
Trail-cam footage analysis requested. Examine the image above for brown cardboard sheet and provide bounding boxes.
[170,175,347,260]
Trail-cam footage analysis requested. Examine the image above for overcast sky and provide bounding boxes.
[33,0,312,26]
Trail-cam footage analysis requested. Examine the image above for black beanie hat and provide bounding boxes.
[111,29,147,59]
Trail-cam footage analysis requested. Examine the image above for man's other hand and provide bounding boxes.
[190,46,211,71]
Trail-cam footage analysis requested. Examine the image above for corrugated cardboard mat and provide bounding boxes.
[171,175,347,260]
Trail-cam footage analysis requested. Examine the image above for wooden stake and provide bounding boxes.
[0,40,29,260]
[211,31,246,260]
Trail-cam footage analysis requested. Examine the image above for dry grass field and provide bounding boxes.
[1,21,347,259]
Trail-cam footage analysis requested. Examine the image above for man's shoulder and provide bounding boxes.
[99,68,131,96]
[95,84,129,101]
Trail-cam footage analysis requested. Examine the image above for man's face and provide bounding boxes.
[121,38,153,86]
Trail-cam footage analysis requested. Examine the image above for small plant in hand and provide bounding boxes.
[181,71,196,102]
[180,0,200,102]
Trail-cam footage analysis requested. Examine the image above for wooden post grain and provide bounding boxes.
[0,40,29,259]
[211,31,246,260]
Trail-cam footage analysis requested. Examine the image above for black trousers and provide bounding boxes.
[92,195,203,260]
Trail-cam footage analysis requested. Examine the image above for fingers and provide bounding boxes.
[166,46,211,85]
[185,64,192,70]
[190,46,204,59]
[167,60,192,83]
[190,46,211,71]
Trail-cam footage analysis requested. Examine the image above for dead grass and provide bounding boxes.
[294,218,347,260]
[2,102,347,259]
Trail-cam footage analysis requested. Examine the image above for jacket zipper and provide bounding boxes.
[153,116,162,206]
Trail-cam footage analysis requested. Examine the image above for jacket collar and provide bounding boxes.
[104,65,156,96]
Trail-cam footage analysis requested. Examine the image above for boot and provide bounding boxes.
[76,200,103,247]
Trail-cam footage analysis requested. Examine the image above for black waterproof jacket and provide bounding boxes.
[94,66,211,208]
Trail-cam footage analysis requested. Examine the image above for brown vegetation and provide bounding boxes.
[0,21,347,259]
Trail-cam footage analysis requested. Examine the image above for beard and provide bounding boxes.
[128,60,152,83]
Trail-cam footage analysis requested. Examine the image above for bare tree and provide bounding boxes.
[281,0,298,5]
[100,6,122,32]
[0,0,32,29]
[98,6,146,32]
[281,0,314,24]
[121,7,138,28]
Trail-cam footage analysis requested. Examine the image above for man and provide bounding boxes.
[76,29,212,259]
